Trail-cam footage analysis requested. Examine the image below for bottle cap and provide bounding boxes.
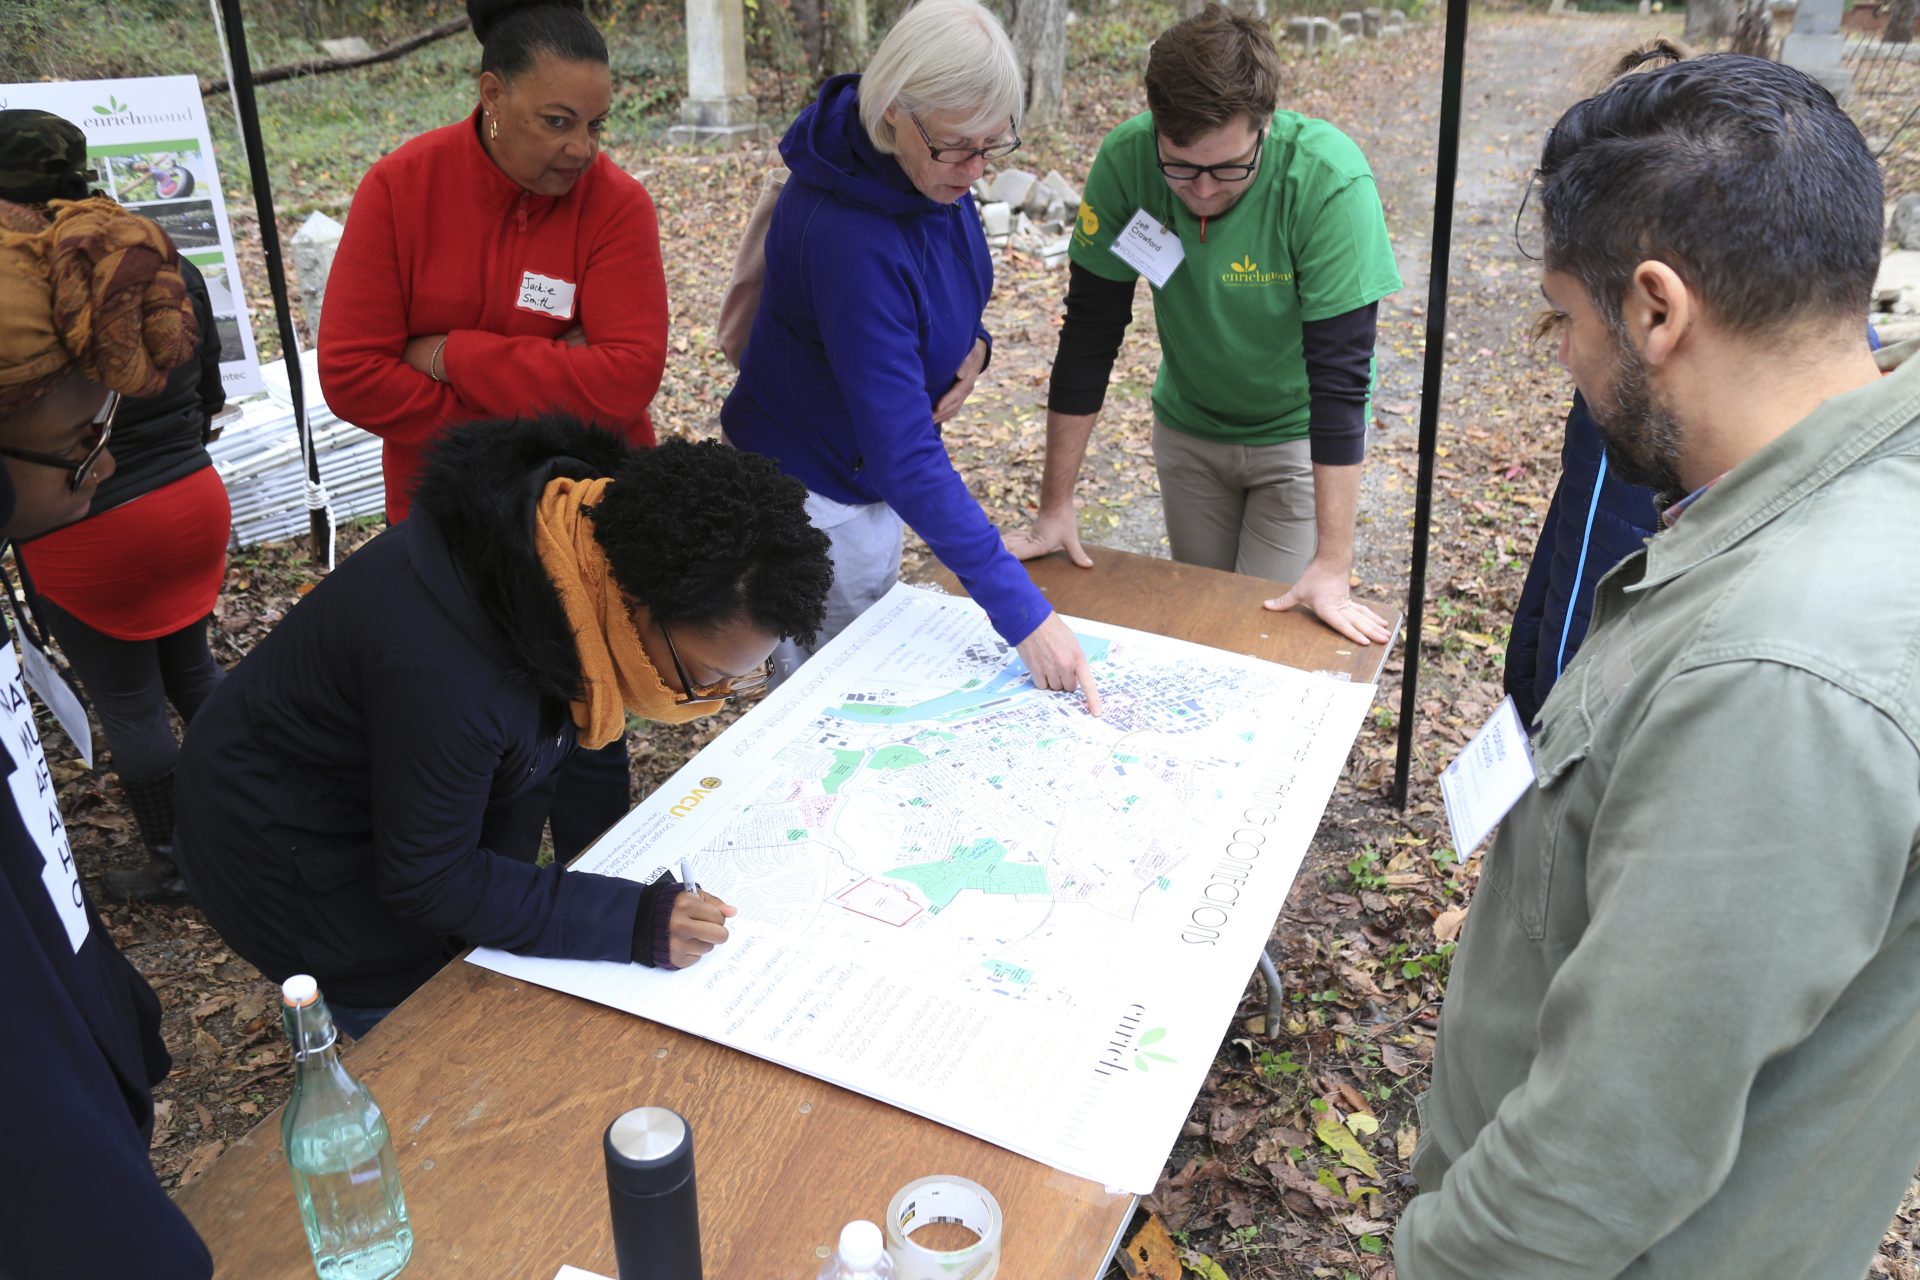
[281,974,319,1008]
[837,1220,884,1268]
[604,1106,694,1195]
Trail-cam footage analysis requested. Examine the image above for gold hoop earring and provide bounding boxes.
[488,114,499,141]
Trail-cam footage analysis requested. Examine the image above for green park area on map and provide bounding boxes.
[885,837,1049,913]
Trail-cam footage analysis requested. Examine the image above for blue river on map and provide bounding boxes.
[827,635,1111,725]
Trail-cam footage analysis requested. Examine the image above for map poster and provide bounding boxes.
[474,584,1377,1193]
[0,75,264,396]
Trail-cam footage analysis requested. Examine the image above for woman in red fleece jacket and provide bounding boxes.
[318,0,667,525]
[320,0,668,863]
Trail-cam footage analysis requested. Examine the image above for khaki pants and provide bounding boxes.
[1151,419,1317,584]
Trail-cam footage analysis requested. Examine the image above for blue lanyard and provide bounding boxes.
[1556,450,1608,680]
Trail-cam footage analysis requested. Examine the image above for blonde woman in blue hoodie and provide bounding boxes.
[721,0,1100,714]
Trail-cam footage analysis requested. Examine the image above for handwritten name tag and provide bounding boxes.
[1110,208,1186,288]
[517,271,578,320]
[1439,696,1537,859]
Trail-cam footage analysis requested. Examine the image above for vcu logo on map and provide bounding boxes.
[670,776,723,818]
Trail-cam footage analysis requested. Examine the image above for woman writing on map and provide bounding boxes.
[171,419,833,1037]
[721,0,1100,714]
[320,0,671,866]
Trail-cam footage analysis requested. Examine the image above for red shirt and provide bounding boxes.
[319,112,667,520]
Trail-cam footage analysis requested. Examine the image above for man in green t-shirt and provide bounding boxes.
[1007,4,1402,645]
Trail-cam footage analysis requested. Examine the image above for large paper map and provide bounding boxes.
[473,583,1376,1192]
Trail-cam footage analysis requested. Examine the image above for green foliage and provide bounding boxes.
[1346,846,1389,891]
[1257,1048,1303,1078]
[1386,939,1457,985]
[1068,2,1178,71]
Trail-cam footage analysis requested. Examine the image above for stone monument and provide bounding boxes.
[666,0,768,145]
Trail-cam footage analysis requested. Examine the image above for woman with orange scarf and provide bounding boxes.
[171,419,833,1036]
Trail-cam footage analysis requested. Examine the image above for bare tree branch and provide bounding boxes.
[201,16,473,97]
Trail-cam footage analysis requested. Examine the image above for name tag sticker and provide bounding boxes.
[1110,208,1185,288]
[1439,695,1537,859]
[516,271,578,320]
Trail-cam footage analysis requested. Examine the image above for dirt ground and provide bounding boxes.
[39,9,1920,1277]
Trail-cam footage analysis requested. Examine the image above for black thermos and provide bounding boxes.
[604,1106,703,1280]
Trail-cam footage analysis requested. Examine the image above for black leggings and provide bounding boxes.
[38,597,224,787]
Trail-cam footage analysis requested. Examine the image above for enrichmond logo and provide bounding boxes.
[85,96,195,128]
[1221,255,1291,287]
[669,777,724,817]
[1093,1005,1178,1076]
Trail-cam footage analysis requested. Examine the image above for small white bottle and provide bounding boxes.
[816,1220,897,1280]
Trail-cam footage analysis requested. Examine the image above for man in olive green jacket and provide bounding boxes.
[1398,52,1920,1279]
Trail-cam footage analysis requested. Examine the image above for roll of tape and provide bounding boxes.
[884,1175,1003,1280]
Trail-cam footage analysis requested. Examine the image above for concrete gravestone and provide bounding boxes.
[1781,0,1852,103]
[667,0,767,144]
[289,210,344,347]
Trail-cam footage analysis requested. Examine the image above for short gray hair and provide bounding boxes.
[859,0,1024,155]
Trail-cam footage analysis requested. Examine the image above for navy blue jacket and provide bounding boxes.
[720,74,1049,648]
[1504,392,1659,727]
[0,621,212,1274]
[174,420,673,1009]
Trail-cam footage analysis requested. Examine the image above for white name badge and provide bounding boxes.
[1110,208,1185,288]
[0,640,87,952]
[1439,695,1537,859]
[19,632,93,769]
[516,271,578,320]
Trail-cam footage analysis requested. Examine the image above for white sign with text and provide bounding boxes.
[0,75,264,395]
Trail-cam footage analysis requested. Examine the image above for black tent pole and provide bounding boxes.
[216,0,329,565]
[1391,0,1471,810]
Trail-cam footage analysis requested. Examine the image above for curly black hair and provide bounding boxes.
[588,437,833,647]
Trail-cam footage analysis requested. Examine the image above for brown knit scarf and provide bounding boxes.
[533,475,713,746]
[0,197,195,418]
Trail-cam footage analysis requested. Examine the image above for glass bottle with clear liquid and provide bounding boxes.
[280,975,413,1279]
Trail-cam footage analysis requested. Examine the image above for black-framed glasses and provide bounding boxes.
[0,390,118,492]
[661,622,774,706]
[1156,130,1265,183]
[908,113,1022,164]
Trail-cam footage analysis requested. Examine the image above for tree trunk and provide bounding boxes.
[1009,0,1069,129]
[1177,0,1207,17]
[1889,0,1916,44]
[1684,0,1737,43]
[838,0,871,68]
[790,0,833,79]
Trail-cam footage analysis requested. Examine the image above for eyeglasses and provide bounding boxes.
[908,113,1022,164]
[661,622,774,706]
[1156,130,1265,183]
[1513,168,1545,262]
[0,390,118,492]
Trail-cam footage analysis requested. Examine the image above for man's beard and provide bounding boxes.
[1589,330,1686,496]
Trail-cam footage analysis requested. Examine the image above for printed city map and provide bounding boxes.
[473,583,1377,1192]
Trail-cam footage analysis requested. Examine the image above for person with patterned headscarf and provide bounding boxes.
[0,195,212,1276]
[0,108,233,906]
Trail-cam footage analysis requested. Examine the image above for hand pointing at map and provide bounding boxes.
[1016,612,1103,716]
